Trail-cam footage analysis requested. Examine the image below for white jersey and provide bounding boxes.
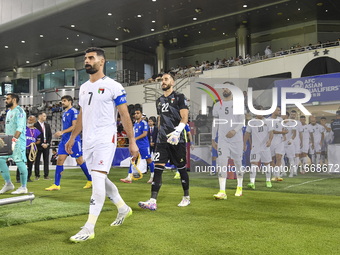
[282,119,297,143]
[293,120,303,141]
[212,100,244,143]
[323,123,333,144]
[79,76,127,149]
[266,116,283,146]
[246,118,273,151]
[301,124,312,144]
[309,123,325,143]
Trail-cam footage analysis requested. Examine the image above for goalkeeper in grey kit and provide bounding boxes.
[138,73,190,211]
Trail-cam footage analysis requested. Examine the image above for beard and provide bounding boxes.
[85,64,99,74]
[6,102,13,108]
[27,123,34,127]
[162,84,171,91]
[223,91,232,98]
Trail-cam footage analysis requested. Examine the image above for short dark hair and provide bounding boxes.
[255,105,263,111]
[61,95,73,103]
[321,117,326,120]
[135,108,142,113]
[164,72,175,80]
[7,93,19,104]
[38,112,46,117]
[291,110,297,114]
[300,116,306,119]
[149,116,156,123]
[223,81,235,85]
[85,47,106,60]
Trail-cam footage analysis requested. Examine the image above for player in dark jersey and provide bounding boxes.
[138,73,189,210]
[45,95,92,191]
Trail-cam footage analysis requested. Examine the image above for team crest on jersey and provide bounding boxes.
[98,88,105,94]
[171,98,175,103]
[67,113,70,116]
[98,160,104,165]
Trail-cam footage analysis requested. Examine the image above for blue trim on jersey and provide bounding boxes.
[114,94,127,106]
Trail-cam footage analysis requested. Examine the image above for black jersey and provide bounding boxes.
[156,91,188,143]
[331,119,340,144]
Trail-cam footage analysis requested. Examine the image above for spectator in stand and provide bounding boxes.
[51,148,58,165]
[174,65,180,72]
[265,46,273,58]
[336,38,340,46]
[317,41,322,48]
[117,126,128,147]
[324,40,331,48]
[37,100,46,111]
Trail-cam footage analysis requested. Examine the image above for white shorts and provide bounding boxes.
[270,142,284,157]
[217,141,243,166]
[294,138,301,154]
[250,147,272,163]
[310,141,321,154]
[83,143,116,173]
[284,142,295,158]
[301,140,309,154]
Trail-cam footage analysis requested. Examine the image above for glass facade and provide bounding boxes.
[38,69,75,90]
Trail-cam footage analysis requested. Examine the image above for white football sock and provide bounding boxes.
[316,154,321,166]
[250,164,257,184]
[219,177,226,192]
[321,155,325,165]
[105,177,128,213]
[235,160,243,187]
[295,157,300,173]
[84,171,106,231]
[263,164,271,181]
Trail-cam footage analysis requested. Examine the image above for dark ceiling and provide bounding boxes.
[1,0,340,72]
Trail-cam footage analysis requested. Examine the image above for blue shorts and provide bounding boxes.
[212,147,218,158]
[58,139,82,158]
[139,146,151,160]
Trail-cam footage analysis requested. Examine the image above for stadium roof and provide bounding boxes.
[1,0,339,71]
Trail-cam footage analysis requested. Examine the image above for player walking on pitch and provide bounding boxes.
[244,106,274,189]
[0,94,28,194]
[212,82,245,199]
[46,95,92,191]
[138,73,190,210]
[67,47,139,242]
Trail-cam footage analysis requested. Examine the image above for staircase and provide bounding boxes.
[143,76,190,103]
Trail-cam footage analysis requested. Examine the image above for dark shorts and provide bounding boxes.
[154,143,186,167]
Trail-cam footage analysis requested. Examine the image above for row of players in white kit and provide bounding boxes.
[213,102,333,184]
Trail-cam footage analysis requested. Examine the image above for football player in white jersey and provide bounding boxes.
[281,113,297,177]
[290,110,303,176]
[300,116,312,173]
[308,116,325,168]
[212,82,245,199]
[244,106,274,189]
[66,47,139,242]
[320,117,332,165]
[267,107,287,181]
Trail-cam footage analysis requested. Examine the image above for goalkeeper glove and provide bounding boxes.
[12,137,18,151]
[167,122,186,145]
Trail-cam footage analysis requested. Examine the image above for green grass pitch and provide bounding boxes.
[0,168,340,255]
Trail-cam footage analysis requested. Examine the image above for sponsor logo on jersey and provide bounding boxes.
[98,88,105,94]
[19,113,24,118]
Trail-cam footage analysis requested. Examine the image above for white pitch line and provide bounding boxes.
[283,178,329,190]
